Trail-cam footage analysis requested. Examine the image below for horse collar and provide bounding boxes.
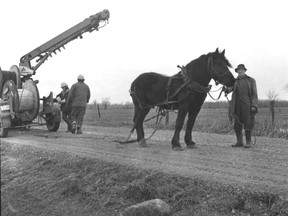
[177,65,211,94]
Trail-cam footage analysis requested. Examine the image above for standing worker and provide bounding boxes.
[225,64,258,148]
[67,74,90,134]
[56,82,72,132]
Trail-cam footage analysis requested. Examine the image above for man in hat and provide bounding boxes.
[56,82,72,132]
[67,74,90,134]
[225,64,258,148]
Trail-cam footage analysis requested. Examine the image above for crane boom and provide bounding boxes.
[19,9,110,76]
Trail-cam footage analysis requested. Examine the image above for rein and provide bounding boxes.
[177,64,227,101]
[207,87,225,101]
[117,107,171,144]
[177,65,211,93]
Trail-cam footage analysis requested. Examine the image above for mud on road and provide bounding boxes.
[2,125,288,198]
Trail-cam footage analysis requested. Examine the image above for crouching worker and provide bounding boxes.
[56,82,72,132]
[225,64,258,148]
[67,74,90,134]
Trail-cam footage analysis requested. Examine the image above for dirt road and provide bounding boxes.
[2,125,288,197]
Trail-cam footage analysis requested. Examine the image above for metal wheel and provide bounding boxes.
[1,80,19,113]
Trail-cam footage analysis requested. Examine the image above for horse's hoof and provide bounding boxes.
[186,144,196,149]
[185,140,196,146]
[172,146,184,151]
[139,139,148,148]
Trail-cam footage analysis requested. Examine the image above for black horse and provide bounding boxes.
[130,48,235,150]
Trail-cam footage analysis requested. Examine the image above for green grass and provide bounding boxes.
[84,107,288,139]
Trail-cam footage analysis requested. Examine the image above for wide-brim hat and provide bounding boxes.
[235,64,247,72]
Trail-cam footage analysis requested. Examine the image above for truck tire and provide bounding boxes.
[46,115,60,131]
[0,122,9,138]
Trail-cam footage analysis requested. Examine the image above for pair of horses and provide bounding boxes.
[130,48,235,151]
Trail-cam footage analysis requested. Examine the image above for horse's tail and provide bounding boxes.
[130,79,146,109]
[130,80,139,107]
[130,75,149,109]
[130,81,136,97]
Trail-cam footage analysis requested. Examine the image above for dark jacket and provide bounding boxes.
[229,75,258,115]
[68,81,90,107]
[56,87,72,111]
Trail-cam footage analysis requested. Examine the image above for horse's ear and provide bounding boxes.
[215,48,219,53]
[221,49,225,56]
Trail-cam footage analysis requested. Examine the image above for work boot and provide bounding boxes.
[76,127,83,134]
[71,122,76,134]
[244,130,252,148]
[232,130,244,147]
[66,124,71,132]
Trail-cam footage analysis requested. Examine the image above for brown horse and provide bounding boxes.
[130,48,235,150]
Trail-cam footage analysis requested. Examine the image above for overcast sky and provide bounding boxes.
[1,0,287,103]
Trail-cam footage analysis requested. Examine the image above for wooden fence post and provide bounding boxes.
[165,112,169,125]
[97,105,101,118]
[270,100,275,126]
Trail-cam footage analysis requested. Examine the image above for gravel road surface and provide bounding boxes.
[2,125,288,197]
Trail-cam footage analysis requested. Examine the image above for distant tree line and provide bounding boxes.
[88,99,288,109]
[202,100,288,109]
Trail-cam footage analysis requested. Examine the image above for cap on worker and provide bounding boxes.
[61,82,68,88]
[77,74,85,80]
[235,64,247,72]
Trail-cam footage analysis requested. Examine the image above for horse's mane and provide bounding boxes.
[185,52,232,74]
[185,54,208,74]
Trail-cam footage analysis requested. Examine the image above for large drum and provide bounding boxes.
[0,67,39,123]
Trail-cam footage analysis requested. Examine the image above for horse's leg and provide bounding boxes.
[184,108,200,148]
[133,103,140,124]
[171,104,188,151]
[185,97,205,148]
[132,96,141,140]
[135,108,150,147]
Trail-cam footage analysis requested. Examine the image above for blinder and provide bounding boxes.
[207,56,231,85]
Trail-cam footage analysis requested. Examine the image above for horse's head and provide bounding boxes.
[208,48,235,87]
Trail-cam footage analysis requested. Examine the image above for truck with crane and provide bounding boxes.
[0,9,110,137]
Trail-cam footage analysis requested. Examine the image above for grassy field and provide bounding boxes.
[85,107,288,139]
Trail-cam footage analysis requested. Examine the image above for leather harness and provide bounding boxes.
[132,56,228,109]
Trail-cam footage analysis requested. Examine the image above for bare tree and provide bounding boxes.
[266,89,279,126]
[284,83,288,92]
[92,99,97,108]
[101,97,110,110]
[267,89,279,101]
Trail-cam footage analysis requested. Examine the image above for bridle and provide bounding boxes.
[207,56,231,85]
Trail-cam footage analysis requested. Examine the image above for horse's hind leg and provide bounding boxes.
[132,96,150,145]
[135,108,150,146]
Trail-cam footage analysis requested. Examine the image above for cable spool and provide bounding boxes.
[10,65,22,89]
[17,79,40,122]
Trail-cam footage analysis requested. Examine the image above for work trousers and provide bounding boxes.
[62,110,72,129]
[71,106,86,128]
